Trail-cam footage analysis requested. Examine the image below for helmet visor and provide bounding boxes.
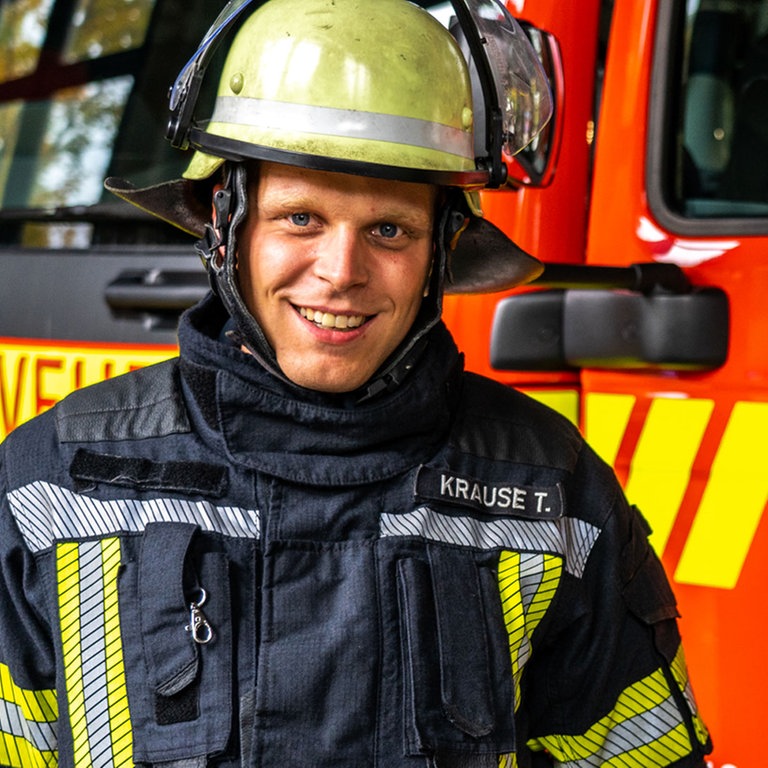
[459,0,553,156]
[167,0,258,146]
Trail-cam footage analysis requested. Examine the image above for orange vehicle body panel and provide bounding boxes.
[586,2,767,765]
[446,1,765,765]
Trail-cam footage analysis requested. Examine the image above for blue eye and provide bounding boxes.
[290,213,311,226]
[378,223,399,238]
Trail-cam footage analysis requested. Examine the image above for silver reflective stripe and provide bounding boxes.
[76,541,113,768]
[210,95,473,158]
[380,506,600,577]
[8,481,260,553]
[558,694,686,768]
[0,696,57,758]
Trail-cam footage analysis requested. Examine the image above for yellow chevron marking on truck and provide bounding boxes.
[675,401,768,589]
[523,389,580,426]
[583,392,636,466]
[625,398,714,554]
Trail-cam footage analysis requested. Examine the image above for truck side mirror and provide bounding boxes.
[490,263,730,371]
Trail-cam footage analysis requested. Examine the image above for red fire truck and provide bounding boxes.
[0,0,765,765]
[446,1,766,765]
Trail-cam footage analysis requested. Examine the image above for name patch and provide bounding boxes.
[415,466,564,520]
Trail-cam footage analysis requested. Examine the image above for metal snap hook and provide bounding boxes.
[185,587,214,645]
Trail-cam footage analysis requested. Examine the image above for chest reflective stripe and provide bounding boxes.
[56,538,133,768]
[382,507,598,578]
[7,481,259,554]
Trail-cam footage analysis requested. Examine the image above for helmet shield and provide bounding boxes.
[167,0,258,149]
[454,0,553,180]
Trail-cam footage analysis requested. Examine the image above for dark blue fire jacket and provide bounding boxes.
[0,294,711,767]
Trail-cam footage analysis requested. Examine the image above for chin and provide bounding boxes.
[299,377,369,394]
[281,366,371,394]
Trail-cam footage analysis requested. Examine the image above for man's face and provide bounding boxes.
[236,161,437,393]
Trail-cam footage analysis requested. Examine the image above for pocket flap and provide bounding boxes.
[429,545,494,737]
[139,522,200,693]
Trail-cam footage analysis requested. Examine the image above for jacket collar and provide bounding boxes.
[178,293,463,486]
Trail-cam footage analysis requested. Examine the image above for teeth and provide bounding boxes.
[299,307,366,330]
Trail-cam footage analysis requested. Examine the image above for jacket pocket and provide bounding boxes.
[397,544,515,766]
[119,521,232,765]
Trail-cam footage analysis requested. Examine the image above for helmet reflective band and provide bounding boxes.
[183,0,479,184]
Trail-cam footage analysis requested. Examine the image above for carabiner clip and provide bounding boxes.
[185,587,214,645]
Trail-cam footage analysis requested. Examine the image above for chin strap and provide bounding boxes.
[194,164,287,374]
[194,163,469,401]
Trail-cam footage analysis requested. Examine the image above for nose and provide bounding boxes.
[313,227,369,291]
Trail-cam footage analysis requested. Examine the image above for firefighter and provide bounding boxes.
[0,0,711,765]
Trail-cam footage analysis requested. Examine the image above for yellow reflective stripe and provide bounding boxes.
[498,552,525,710]
[498,551,563,711]
[0,664,57,725]
[57,539,133,768]
[624,398,714,553]
[0,663,58,767]
[0,732,57,768]
[583,393,635,467]
[523,389,580,426]
[57,542,90,767]
[528,666,693,766]
[101,539,134,766]
[675,400,768,588]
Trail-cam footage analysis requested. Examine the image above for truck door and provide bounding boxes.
[0,0,226,439]
[585,2,767,764]
[471,0,762,763]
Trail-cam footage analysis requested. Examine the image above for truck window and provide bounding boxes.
[0,0,456,250]
[657,0,768,223]
[0,0,230,249]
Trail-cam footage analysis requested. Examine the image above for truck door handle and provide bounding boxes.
[490,263,730,372]
[105,269,209,313]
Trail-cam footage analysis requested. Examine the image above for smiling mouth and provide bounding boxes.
[298,306,368,330]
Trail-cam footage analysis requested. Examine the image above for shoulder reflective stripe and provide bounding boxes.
[8,481,260,553]
[498,552,563,711]
[624,398,714,554]
[380,507,600,577]
[57,539,133,768]
[529,666,694,767]
[583,393,636,467]
[0,664,57,767]
[675,400,768,589]
[211,96,473,159]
